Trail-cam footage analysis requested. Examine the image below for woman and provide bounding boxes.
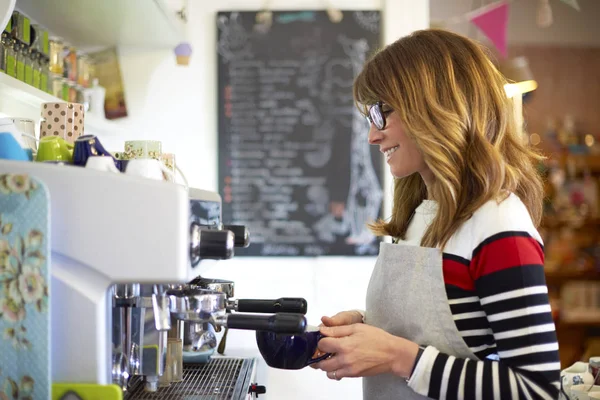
[313,29,560,399]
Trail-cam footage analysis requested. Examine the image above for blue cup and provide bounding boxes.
[0,132,29,161]
[255,325,331,370]
[73,134,116,167]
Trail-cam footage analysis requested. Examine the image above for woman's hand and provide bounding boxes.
[309,310,364,366]
[313,324,420,381]
[321,310,364,327]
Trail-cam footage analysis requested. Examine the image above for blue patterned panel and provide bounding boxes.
[0,174,50,400]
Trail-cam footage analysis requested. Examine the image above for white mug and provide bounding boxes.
[0,118,36,150]
[85,156,120,173]
[570,384,600,400]
[125,159,173,181]
[562,363,596,399]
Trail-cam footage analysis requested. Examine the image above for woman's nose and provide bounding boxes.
[368,126,383,145]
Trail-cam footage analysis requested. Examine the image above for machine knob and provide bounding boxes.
[190,223,235,265]
[222,225,250,248]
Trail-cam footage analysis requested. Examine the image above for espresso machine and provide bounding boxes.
[0,160,308,399]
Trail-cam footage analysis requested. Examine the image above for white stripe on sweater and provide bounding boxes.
[475,361,483,400]
[460,328,494,337]
[487,305,552,322]
[499,342,559,358]
[454,310,487,320]
[480,286,548,305]
[448,296,480,305]
[439,356,455,400]
[516,374,534,400]
[492,362,500,400]
[494,323,556,340]
[518,362,561,372]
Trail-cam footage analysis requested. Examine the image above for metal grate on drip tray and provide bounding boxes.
[125,357,256,400]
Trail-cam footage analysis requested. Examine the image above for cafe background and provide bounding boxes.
[0,0,598,399]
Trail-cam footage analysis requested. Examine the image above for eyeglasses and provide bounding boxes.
[366,101,392,130]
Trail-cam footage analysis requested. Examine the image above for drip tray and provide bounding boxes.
[125,357,256,400]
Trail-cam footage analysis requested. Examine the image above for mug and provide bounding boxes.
[40,102,85,144]
[255,325,331,370]
[0,118,36,152]
[591,357,600,385]
[570,384,600,400]
[123,140,162,160]
[85,156,120,173]
[73,134,114,167]
[561,362,596,399]
[0,132,29,161]
[35,136,73,163]
[125,159,174,181]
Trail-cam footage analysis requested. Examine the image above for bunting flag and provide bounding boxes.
[469,1,510,58]
[559,0,580,11]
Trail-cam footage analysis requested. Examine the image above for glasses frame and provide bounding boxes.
[366,101,388,130]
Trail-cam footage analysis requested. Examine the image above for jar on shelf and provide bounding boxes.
[49,37,64,75]
[0,31,9,72]
[77,53,90,88]
[4,36,16,78]
[67,81,77,103]
[11,11,30,46]
[64,46,77,82]
[40,57,50,93]
[15,41,25,82]
[49,73,62,98]
[25,47,35,86]
[32,52,41,89]
[61,78,71,101]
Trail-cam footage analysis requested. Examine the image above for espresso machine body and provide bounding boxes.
[0,160,190,387]
[0,160,306,399]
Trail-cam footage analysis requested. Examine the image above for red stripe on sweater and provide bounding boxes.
[443,258,475,291]
[470,235,544,281]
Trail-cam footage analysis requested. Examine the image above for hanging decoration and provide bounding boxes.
[559,0,580,11]
[537,0,554,28]
[174,42,193,66]
[469,1,510,58]
[432,0,582,55]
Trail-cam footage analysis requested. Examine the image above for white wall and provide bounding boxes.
[104,1,427,399]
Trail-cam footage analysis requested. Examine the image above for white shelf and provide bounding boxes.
[0,72,125,139]
[15,0,185,50]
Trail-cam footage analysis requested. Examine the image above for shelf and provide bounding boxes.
[543,153,600,173]
[0,72,125,139]
[545,270,600,286]
[14,0,185,50]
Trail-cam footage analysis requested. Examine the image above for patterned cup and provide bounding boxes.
[161,153,176,181]
[123,140,162,160]
[40,102,85,144]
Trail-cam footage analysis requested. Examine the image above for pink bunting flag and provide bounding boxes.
[470,1,510,58]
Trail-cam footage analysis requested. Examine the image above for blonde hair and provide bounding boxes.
[353,29,544,249]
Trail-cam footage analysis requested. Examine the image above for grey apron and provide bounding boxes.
[363,241,479,400]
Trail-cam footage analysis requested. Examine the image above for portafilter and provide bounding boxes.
[167,287,306,334]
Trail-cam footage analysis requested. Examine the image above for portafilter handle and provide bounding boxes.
[230,298,308,315]
[214,312,306,334]
[222,224,250,248]
[190,223,235,264]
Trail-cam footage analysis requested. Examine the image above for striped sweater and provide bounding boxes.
[404,194,560,399]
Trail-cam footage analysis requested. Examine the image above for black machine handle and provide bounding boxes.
[223,225,250,248]
[236,298,308,315]
[225,313,306,334]
[190,224,235,262]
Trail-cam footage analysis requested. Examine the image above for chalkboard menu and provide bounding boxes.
[217,10,384,256]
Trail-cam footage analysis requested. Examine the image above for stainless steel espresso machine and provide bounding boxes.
[0,161,308,400]
[114,188,309,399]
